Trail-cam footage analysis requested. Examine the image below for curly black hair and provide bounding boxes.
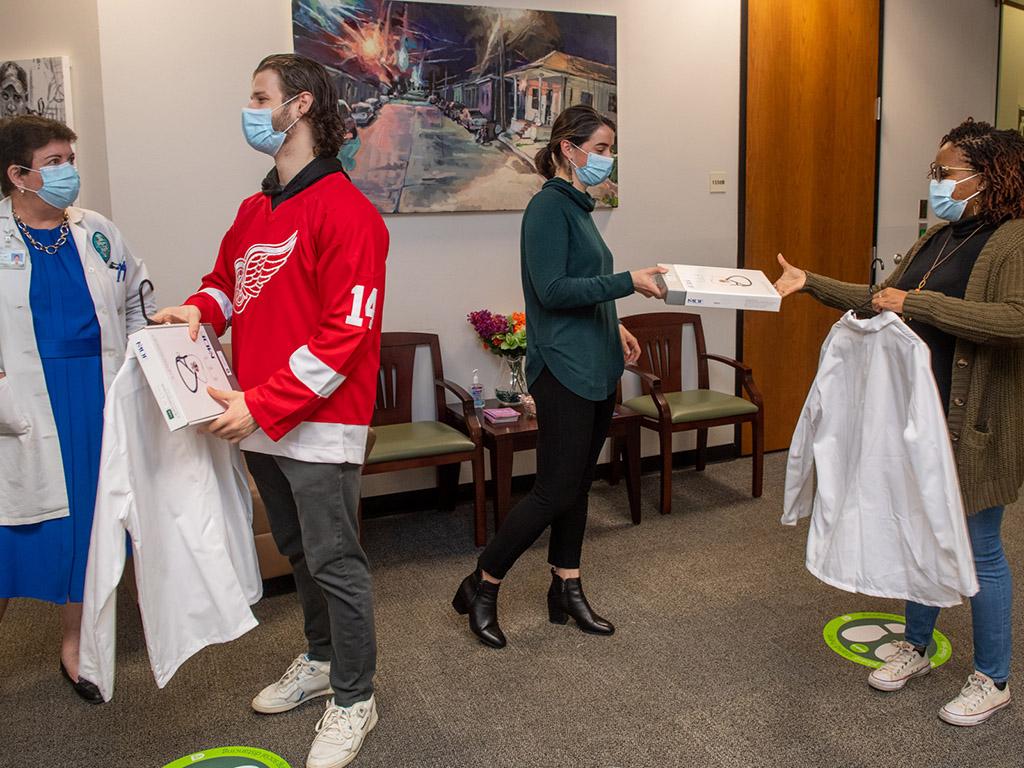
[254,54,344,157]
[941,118,1024,224]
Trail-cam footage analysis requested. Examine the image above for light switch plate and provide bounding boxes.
[709,172,727,193]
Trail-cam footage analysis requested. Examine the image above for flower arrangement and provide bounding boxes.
[467,309,527,358]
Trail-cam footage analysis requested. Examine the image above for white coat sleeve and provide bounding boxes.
[782,385,820,525]
[115,225,153,336]
[78,363,135,702]
[903,342,979,599]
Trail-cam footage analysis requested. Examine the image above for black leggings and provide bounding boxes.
[477,367,617,579]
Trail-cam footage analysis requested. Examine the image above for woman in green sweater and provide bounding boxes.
[775,119,1024,726]
[452,105,667,648]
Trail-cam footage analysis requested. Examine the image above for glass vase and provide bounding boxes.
[494,354,527,404]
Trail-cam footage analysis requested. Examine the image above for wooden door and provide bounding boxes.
[741,0,881,452]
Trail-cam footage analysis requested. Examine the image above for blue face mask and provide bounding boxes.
[569,143,615,187]
[241,94,300,156]
[17,162,81,209]
[929,174,981,222]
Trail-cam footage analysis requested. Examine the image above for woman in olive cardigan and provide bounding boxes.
[452,105,667,649]
[775,119,1024,727]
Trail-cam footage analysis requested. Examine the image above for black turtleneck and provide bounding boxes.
[261,155,349,210]
[895,215,999,411]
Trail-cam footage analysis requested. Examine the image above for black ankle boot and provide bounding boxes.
[452,570,507,648]
[547,569,615,635]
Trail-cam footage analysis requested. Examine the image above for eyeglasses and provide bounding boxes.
[927,162,977,182]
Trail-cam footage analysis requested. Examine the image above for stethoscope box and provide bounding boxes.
[130,323,239,431]
[657,264,781,312]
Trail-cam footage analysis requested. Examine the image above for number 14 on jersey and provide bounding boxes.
[345,285,378,328]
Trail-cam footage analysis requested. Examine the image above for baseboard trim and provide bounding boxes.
[361,443,741,520]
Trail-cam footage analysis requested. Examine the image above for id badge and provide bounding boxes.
[0,248,27,270]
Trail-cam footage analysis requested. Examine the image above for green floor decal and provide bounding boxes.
[823,612,952,669]
[163,746,290,768]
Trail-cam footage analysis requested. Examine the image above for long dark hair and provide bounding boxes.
[534,105,616,180]
[0,115,77,196]
[941,118,1024,224]
[254,54,344,157]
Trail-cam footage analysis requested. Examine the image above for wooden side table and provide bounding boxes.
[445,399,642,539]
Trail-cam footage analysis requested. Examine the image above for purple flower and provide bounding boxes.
[467,310,510,341]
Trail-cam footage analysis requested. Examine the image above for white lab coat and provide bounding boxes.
[0,197,151,525]
[782,311,978,608]
[79,354,262,701]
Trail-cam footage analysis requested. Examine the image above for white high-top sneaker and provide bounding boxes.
[251,654,332,714]
[867,640,931,691]
[939,672,1011,726]
[307,696,378,768]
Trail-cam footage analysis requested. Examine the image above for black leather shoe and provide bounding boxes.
[452,570,507,648]
[60,661,104,704]
[547,569,615,635]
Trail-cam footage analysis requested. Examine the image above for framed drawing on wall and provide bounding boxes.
[0,56,73,125]
[293,1,617,214]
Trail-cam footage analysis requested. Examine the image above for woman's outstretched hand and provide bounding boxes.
[773,253,806,298]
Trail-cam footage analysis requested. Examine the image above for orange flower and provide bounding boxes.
[511,312,526,332]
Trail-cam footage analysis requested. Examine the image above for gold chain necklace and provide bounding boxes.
[12,211,71,255]
[915,223,985,291]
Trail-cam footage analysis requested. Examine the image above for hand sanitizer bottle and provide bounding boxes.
[471,369,485,410]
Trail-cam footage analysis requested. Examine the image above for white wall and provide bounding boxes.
[94,0,742,494]
[997,3,1024,131]
[1,0,112,215]
[876,0,1000,272]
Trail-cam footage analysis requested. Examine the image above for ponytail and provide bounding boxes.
[535,145,558,179]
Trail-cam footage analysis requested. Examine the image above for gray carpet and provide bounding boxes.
[4,452,1022,768]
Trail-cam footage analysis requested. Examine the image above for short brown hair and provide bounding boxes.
[0,116,77,196]
[941,118,1024,224]
[254,54,344,157]
[534,105,617,180]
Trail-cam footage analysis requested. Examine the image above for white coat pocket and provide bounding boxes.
[0,376,30,436]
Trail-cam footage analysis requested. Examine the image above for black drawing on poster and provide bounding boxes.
[1,56,73,123]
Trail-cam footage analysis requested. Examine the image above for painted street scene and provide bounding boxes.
[293,0,617,214]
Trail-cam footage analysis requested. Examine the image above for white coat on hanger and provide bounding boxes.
[79,354,262,701]
[782,311,978,608]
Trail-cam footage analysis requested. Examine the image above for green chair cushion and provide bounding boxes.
[366,421,475,464]
[623,390,759,424]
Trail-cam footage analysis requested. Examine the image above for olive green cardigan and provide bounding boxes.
[803,218,1024,515]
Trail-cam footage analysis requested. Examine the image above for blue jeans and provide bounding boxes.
[905,505,1012,682]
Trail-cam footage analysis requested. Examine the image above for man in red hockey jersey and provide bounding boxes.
[154,54,387,768]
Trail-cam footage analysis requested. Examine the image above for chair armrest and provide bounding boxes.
[701,353,763,408]
[624,364,672,422]
[435,377,482,440]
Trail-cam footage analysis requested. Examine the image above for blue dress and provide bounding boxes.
[0,224,105,603]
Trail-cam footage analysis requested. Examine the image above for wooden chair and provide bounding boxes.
[362,332,488,545]
[616,312,764,515]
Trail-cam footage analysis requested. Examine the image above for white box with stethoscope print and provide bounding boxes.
[130,323,239,431]
[657,264,781,312]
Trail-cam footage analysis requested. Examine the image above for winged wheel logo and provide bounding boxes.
[233,231,298,312]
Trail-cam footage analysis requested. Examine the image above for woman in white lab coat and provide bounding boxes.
[0,116,151,702]
[775,119,1024,727]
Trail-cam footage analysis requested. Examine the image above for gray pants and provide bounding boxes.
[244,451,376,707]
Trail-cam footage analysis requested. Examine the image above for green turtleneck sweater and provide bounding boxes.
[520,177,634,401]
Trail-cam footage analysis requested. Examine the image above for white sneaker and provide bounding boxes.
[868,640,931,691]
[939,672,1011,726]
[251,654,332,714]
[307,696,378,768]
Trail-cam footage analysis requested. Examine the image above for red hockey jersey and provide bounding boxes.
[185,170,388,464]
